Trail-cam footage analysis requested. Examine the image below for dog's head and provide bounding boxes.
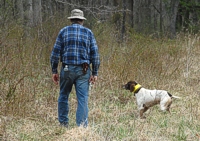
[122,81,138,92]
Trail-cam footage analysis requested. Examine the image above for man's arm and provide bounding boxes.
[50,29,63,84]
[90,32,100,76]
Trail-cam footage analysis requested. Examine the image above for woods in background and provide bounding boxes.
[0,0,200,39]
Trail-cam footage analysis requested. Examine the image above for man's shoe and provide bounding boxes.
[60,123,68,128]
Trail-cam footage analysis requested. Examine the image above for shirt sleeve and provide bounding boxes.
[90,32,100,76]
[50,29,63,74]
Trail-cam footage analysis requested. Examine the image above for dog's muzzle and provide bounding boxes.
[122,84,128,89]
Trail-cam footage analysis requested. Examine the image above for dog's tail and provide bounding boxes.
[171,95,181,99]
[168,92,181,99]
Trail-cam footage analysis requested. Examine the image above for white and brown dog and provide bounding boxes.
[123,81,181,118]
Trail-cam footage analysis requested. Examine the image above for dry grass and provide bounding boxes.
[0,21,200,141]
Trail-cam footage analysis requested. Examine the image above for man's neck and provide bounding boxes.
[71,21,83,25]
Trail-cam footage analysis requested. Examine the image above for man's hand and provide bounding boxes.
[52,73,59,85]
[89,75,98,84]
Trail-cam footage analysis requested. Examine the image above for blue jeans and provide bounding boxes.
[58,64,90,127]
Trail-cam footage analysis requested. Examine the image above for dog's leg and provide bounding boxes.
[160,98,172,113]
[139,105,148,119]
[166,102,172,114]
[140,109,145,119]
[166,108,171,113]
[143,104,149,113]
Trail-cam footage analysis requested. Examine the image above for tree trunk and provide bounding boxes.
[33,0,42,26]
[160,0,163,34]
[169,0,179,38]
[131,0,134,28]
[16,0,24,21]
[64,0,71,17]
[121,0,126,42]
[162,0,180,38]
[133,0,140,31]
[25,0,33,26]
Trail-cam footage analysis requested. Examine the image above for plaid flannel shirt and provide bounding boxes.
[50,24,100,76]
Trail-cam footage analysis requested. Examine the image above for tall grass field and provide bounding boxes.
[0,19,200,141]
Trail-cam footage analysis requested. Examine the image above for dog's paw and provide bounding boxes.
[140,116,146,119]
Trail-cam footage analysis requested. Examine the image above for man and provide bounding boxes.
[50,9,100,128]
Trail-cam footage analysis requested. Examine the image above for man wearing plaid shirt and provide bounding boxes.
[50,9,100,128]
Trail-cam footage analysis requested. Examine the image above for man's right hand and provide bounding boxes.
[52,74,59,85]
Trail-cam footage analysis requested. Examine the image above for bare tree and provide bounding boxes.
[2,0,200,37]
[121,0,126,42]
[24,0,33,26]
[162,0,180,38]
[33,0,42,26]
[16,0,24,21]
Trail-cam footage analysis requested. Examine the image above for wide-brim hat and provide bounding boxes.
[68,9,86,20]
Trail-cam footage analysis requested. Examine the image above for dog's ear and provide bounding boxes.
[133,81,138,85]
[130,84,134,92]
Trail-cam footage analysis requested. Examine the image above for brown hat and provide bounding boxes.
[67,9,86,20]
